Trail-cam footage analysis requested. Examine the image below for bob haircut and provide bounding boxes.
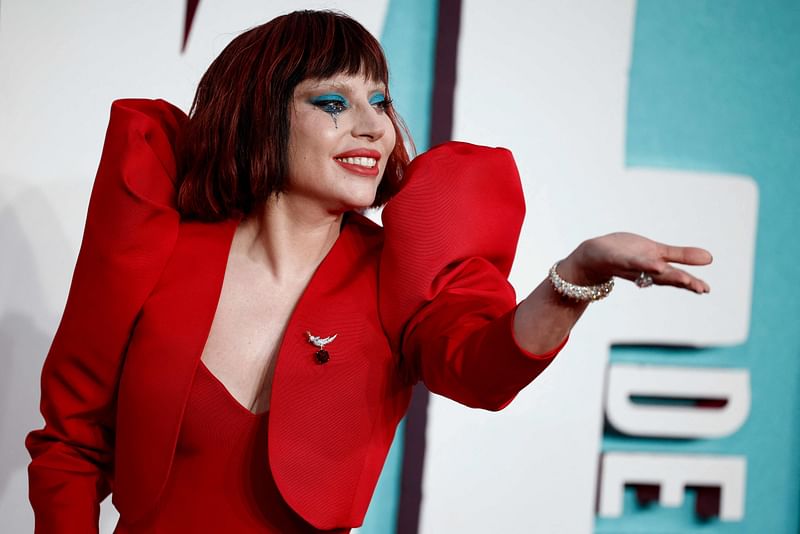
[176,10,412,220]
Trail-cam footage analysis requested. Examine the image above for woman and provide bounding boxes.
[26,10,711,534]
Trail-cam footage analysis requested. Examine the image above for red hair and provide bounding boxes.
[177,10,412,220]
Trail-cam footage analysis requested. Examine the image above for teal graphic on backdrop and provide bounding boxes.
[361,1,800,532]
[359,1,439,532]
[598,1,800,533]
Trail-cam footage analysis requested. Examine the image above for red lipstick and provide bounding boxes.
[333,149,382,177]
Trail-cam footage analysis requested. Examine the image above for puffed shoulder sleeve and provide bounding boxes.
[25,99,185,533]
[380,141,566,411]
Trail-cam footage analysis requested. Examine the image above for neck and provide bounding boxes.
[240,194,344,283]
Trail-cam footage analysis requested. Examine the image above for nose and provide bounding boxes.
[351,104,386,141]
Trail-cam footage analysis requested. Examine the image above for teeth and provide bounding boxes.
[336,156,377,167]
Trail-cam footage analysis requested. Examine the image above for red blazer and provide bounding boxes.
[26,99,565,532]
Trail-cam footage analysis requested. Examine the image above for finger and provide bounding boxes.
[658,244,713,266]
[653,266,711,293]
[619,267,711,294]
[622,256,669,276]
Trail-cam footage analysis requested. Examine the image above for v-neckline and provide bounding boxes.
[196,359,268,418]
[196,212,356,417]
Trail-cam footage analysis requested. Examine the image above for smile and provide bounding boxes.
[335,156,377,167]
[333,149,382,177]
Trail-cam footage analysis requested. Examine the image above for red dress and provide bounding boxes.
[27,100,565,531]
[114,361,348,534]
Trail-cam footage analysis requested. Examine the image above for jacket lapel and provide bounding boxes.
[268,214,401,529]
[114,217,238,520]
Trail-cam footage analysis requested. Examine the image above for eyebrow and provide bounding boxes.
[306,80,387,93]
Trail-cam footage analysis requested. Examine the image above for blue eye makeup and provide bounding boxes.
[369,92,392,111]
[310,93,350,115]
[308,90,391,129]
[309,93,350,128]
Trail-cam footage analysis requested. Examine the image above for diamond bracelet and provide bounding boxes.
[548,263,614,302]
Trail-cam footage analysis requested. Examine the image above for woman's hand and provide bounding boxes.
[514,232,712,354]
[556,232,712,294]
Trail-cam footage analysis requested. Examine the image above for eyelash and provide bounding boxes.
[371,97,393,112]
[311,95,392,115]
[315,99,348,115]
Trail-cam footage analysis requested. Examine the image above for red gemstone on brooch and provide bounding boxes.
[315,349,330,364]
[307,331,336,364]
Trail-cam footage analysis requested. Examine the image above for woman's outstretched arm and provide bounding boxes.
[514,232,712,354]
[380,142,712,411]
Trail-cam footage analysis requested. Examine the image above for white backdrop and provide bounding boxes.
[0,1,756,532]
[0,1,388,531]
[417,2,755,532]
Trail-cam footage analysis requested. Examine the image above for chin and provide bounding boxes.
[338,189,379,211]
[343,198,377,212]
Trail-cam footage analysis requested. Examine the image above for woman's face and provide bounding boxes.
[286,73,397,212]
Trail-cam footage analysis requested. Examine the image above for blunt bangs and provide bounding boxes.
[177,10,409,220]
[285,11,389,85]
